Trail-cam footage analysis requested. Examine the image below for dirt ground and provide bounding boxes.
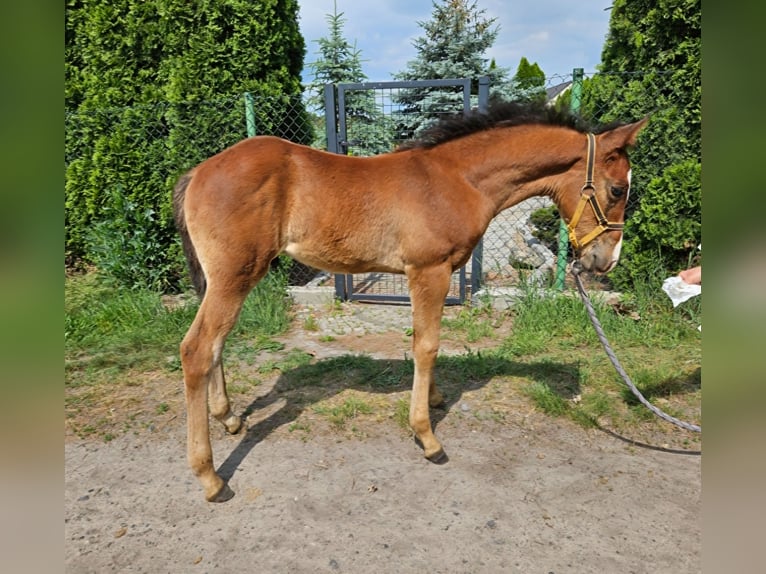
[64,303,701,573]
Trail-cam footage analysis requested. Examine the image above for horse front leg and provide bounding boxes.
[406,263,452,462]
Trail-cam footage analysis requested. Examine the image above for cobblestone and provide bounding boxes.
[293,301,414,336]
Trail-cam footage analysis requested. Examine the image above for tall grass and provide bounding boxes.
[503,272,700,358]
[65,267,292,382]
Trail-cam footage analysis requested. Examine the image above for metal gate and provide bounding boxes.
[324,77,489,304]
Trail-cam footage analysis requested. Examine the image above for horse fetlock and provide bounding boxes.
[412,425,443,461]
[191,461,232,502]
[429,388,445,407]
[419,434,445,462]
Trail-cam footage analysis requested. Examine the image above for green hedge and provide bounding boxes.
[65,0,313,291]
[610,158,701,288]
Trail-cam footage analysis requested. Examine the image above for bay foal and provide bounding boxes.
[173,103,647,501]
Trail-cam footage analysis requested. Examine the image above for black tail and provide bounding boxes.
[173,170,207,298]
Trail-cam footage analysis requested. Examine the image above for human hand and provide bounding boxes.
[678,265,701,286]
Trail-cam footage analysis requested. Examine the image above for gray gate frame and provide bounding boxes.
[324,77,489,304]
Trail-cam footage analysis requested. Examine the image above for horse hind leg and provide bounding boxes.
[429,378,445,408]
[181,264,269,502]
[208,361,243,435]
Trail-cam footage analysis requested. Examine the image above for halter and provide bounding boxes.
[566,133,624,251]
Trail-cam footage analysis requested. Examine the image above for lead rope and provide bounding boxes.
[570,263,701,433]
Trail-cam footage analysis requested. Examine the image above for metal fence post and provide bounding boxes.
[471,76,490,297]
[555,68,584,290]
[324,84,339,154]
[323,83,347,300]
[244,92,256,137]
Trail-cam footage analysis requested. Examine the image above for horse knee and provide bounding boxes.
[179,338,197,369]
[413,331,439,352]
[412,340,440,368]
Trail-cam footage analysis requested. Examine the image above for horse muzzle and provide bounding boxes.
[574,235,622,274]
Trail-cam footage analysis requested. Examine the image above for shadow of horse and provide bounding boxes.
[621,366,701,405]
[217,352,581,481]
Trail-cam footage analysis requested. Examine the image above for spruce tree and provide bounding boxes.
[306,1,394,154]
[392,0,512,137]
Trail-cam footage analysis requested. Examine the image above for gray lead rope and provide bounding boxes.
[570,263,702,433]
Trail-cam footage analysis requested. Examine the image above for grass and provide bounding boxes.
[302,313,319,331]
[313,394,374,429]
[65,268,701,449]
[65,268,293,440]
[497,277,702,439]
[393,397,410,430]
[257,348,314,374]
[441,303,496,342]
[65,269,291,383]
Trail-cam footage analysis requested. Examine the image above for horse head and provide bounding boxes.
[560,117,649,274]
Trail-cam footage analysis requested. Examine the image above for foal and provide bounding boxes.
[173,103,647,501]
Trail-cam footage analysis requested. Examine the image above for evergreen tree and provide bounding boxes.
[581,0,701,289]
[306,2,365,107]
[305,1,394,154]
[392,0,512,137]
[65,0,312,288]
[509,57,546,103]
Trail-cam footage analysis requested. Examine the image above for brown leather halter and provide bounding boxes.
[566,133,624,251]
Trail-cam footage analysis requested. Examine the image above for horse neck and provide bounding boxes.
[442,125,584,217]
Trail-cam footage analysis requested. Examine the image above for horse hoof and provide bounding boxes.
[224,415,243,435]
[207,482,235,503]
[426,447,448,464]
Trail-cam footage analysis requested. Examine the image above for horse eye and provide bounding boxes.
[610,186,625,198]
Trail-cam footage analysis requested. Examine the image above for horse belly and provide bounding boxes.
[284,240,404,275]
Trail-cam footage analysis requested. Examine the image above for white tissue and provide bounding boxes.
[662,276,702,307]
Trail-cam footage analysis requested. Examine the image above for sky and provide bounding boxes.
[297,0,614,86]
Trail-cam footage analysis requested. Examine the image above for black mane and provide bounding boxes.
[396,101,602,151]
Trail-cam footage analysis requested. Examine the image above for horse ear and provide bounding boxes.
[600,115,650,150]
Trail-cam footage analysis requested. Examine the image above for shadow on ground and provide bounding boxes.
[621,366,701,405]
[217,353,580,481]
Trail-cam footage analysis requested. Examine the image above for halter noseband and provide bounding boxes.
[566,133,624,251]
